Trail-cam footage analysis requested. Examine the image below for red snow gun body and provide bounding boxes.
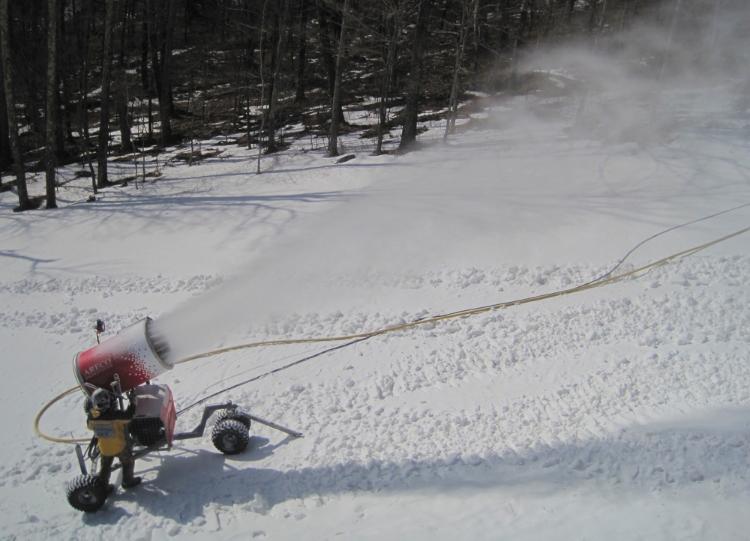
[73,317,173,394]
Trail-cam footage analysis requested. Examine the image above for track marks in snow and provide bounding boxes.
[0,274,221,296]
[6,255,750,538]
[0,274,221,336]
[243,352,750,501]
[206,254,750,499]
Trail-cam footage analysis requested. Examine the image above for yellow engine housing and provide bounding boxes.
[87,419,130,457]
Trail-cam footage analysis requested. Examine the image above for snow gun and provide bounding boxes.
[65,317,301,513]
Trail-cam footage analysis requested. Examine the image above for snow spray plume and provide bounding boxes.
[153,1,750,364]
[505,0,750,148]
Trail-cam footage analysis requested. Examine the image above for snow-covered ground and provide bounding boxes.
[2,65,750,539]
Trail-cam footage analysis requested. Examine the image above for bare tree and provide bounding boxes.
[317,1,336,96]
[0,56,10,173]
[256,0,269,173]
[97,0,115,187]
[294,0,309,103]
[374,0,401,155]
[158,0,177,146]
[115,0,132,153]
[75,0,97,193]
[55,0,69,155]
[317,0,343,123]
[399,0,431,151]
[264,0,289,154]
[509,0,529,89]
[0,0,30,210]
[44,0,58,208]
[445,0,471,140]
[327,0,349,157]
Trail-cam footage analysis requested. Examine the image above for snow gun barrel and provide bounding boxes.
[73,317,173,394]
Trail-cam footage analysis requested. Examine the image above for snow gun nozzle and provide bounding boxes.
[75,317,174,394]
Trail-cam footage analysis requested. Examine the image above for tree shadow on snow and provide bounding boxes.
[0,189,359,239]
[102,406,750,525]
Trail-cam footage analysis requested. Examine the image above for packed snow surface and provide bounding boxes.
[2,56,750,541]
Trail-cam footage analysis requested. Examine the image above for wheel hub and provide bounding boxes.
[77,489,97,504]
[222,433,238,450]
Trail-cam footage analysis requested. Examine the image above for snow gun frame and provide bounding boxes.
[66,319,302,513]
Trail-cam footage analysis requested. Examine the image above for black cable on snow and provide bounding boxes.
[584,201,750,286]
[175,203,750,416]
[176,335,374,416]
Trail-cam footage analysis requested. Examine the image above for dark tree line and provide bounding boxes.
[0,0,711,211]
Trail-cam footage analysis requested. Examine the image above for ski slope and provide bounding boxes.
[2,74,750,539]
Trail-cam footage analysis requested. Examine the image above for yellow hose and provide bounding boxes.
[33,385,89,444]
[174,225,750,364]
[34,225,750,445]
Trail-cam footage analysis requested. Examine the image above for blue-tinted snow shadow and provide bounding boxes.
[0,249,59,271]
[0,189,359,242]
[0,247,128,278]
[82,190,354,209]
[166,161,408,182]
[69,190,354,234]
[98,406,750,525]
[81,505,133,526]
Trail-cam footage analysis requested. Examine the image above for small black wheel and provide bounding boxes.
[66,475,108,513]
[214,408,252,429]
[212,419,250,455]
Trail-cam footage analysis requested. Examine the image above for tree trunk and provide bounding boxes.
[0,57,11,171]
[117,0,127,66]
[470,0,480,74]
[316,0,342,122]
[264,7,283,152]
[399,0,430,151]
[158,0,176,146]
[445,1,469,140]
[76,0,96,192]
[24,0,46,149]
[60,71,74,146]
[0,0,30,209]
[77,0,91,144]
[116,87,132,152]
[243,0,257,69]
[97,0,115,187]
[116,0,132,153]
[256,0,269,172]
[327,0,349,157]
[509,0,529,89]
[54,0,67,157]
[375,5,399,156]
[146,0,158,140]
[316,1,336,96]
[45,0,58,209]
[294,0,308,104]
[140,12,149,95]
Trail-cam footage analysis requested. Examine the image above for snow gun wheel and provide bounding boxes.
[212,419,250,455]
[66,475,108,513]
[214,409,251,429]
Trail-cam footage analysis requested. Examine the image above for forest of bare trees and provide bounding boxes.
[0,0,720,211]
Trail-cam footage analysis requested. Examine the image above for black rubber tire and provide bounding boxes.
[211,419,250,455]
[66,475,108,513]
[214,409,251,429]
